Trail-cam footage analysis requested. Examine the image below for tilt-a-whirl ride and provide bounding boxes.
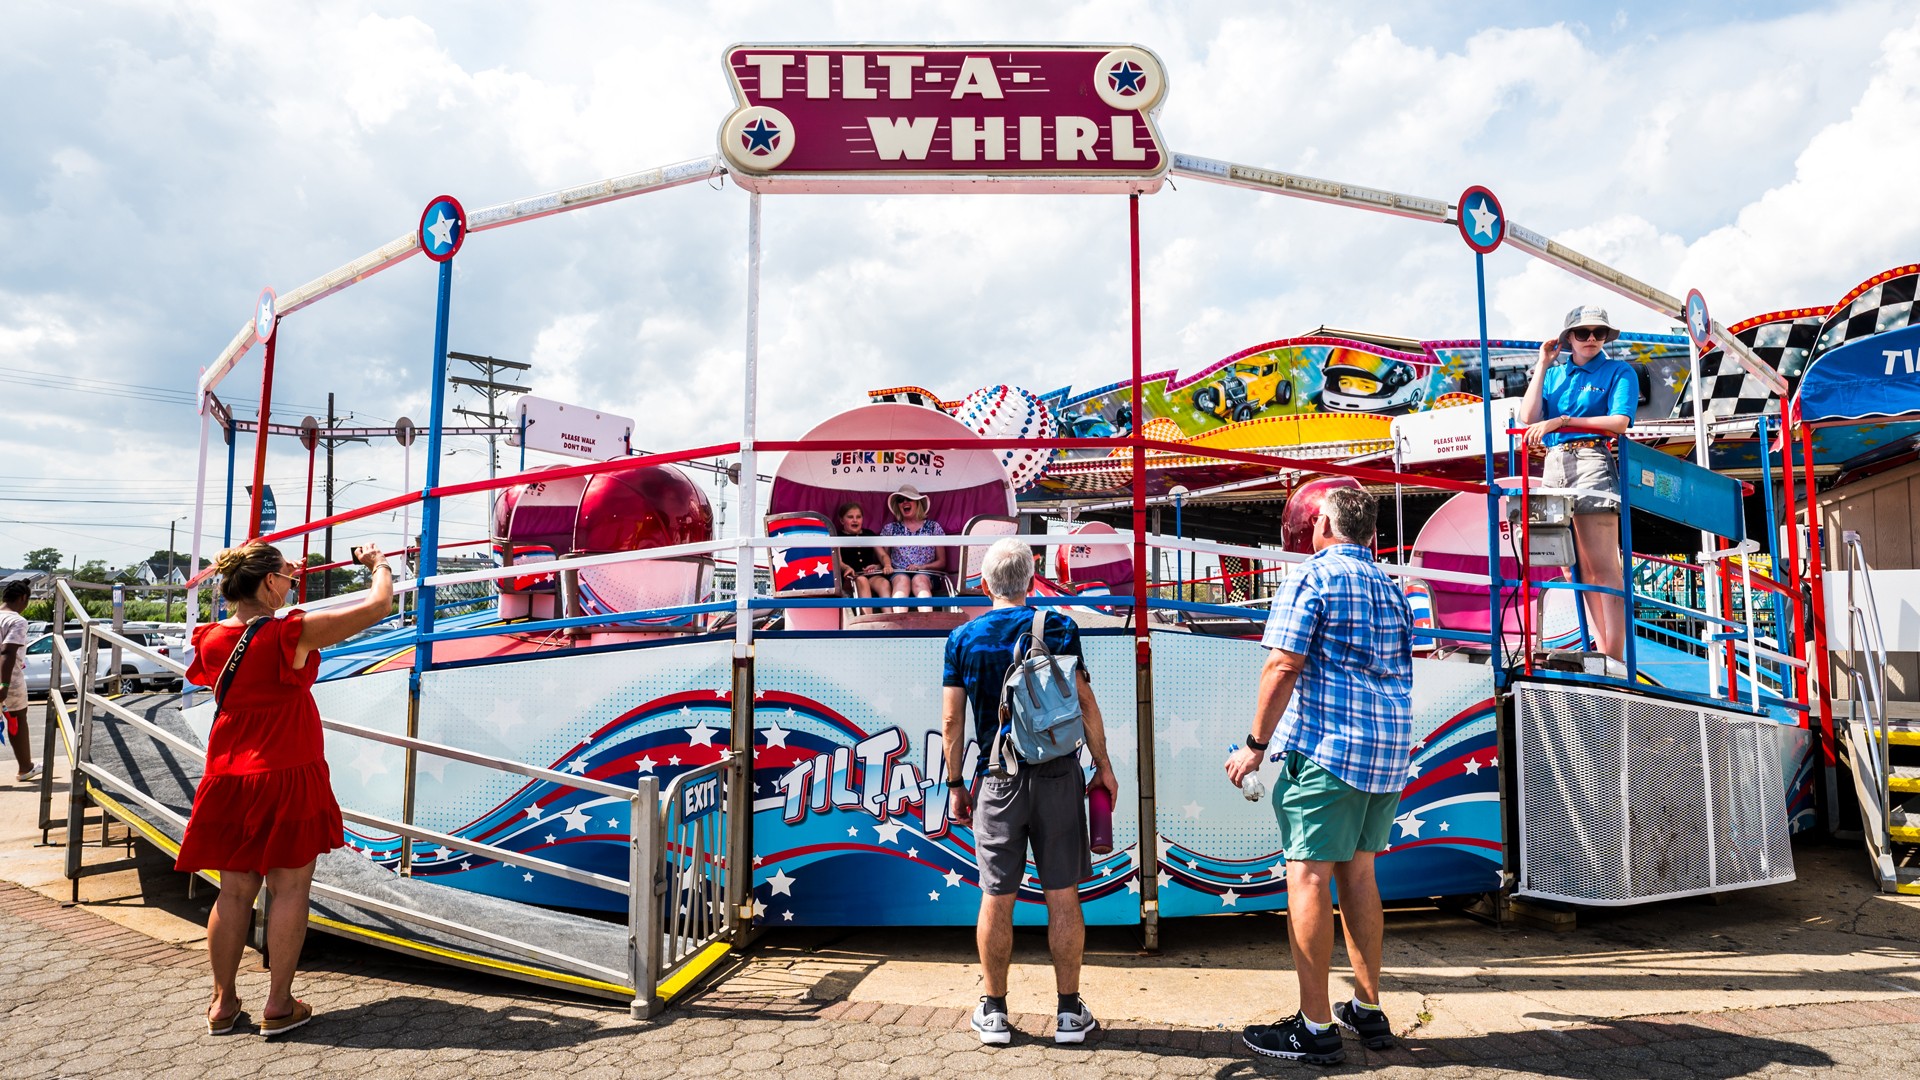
[35,43,1920,1018]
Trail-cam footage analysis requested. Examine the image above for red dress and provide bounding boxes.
[175,611,344,874]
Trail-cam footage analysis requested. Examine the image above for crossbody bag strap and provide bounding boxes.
[214,616,272,712]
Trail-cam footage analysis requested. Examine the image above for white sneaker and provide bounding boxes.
[1055,999,1098,1044]
[971,998,1011,1045]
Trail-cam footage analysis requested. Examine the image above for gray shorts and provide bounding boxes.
[1542,444,1619,514]
[973,755,1091,895]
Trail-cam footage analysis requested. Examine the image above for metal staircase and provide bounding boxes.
[1831,532,1920,895]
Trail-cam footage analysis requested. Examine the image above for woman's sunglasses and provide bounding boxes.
[1568,327,1610,342]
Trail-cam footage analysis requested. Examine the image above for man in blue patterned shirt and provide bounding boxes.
[1227,485,1412,1065]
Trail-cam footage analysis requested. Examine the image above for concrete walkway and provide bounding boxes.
[6,704,1920,1076]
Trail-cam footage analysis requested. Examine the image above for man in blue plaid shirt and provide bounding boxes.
[1226,485,1412,1065]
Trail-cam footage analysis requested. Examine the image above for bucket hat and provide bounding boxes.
[1560,305,1618,346]
[887,484,930,519]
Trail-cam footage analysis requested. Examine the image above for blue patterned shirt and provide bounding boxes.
[1260,543,1414,794]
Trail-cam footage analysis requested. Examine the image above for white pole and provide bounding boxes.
[1689,336,1722,700]
[185,383,212,635]
[735,191,761,653]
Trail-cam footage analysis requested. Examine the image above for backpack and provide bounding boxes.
[988,609,1085,776]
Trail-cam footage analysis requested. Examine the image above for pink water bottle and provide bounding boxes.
[1087,785,1114,855]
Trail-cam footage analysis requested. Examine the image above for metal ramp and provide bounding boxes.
[37,585,739,1015]
[1830,532,1920,895]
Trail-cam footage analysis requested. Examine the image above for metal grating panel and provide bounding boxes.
[1516,682,1794,905]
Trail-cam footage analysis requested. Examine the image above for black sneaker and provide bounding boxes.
[970,997,1011,1045]
[1333,999,1394,1049]
[1243,1013,1345,1064]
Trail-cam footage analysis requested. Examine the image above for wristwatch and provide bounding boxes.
[1243,732,1270,753]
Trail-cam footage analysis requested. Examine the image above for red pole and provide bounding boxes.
[1800,418,1835,764]
[1128,192,1158,951]
[300,436,316,603]
[1720,557,1737,699]
[248,326,277,538]
[1779,402,1807,722]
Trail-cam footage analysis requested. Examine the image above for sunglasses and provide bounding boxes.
[1568,327,1610,342]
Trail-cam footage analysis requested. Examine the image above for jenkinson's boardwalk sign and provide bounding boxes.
[717,44,1170,193]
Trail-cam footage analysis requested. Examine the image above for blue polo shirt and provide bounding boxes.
[1540,355,1637,446]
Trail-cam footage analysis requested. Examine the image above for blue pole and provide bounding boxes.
[415,259,455,675]
[222,421,236,549]
[1473,251,1505,685]
[518,413,527,473]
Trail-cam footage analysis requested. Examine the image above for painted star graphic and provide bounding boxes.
[636,755,656,775]
[767,868,797,896]
[750,898,767,919]
[781,910,794,921]
[1127,878,1141,894]
[1270,859,1288,878]
[943,869,964,888]
[753,855,764,867]
[1221,889,1240,907]
[847,826,859,838]
[1397,812,1426,839]
[565,757,590,774]
[1182,800,1204,819]
[432,846,453,861]
[523,872,535,883]
[741,118,781,155]
[1439,820,1451,833]
[1467,198,1499,241]
[668,755,682,767]
[761,721,790,749]
[544,833,556,844]
[1108,60,1145,94]
[606,817,619,829]
[523,806,542,821]
[906,846,919,859]
[874,820,907,845]
[1408,761,1422,779]
[928,890,941,901]
[425,208,457,250]
[1462,758,1483,776]
[686,721,722,747]
[1240,872,1253,883]
[560,805,592,833]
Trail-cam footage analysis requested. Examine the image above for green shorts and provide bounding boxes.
[1271,751,1402,863]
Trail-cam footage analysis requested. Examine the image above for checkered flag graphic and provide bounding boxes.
[1807,266,1919,367]
[1675,310,1823,420]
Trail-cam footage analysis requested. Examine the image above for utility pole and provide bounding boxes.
[318,392,368,600]
[448,352,532,479]
[165,520,176,622]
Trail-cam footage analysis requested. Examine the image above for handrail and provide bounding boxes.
[1842,532,1893,849]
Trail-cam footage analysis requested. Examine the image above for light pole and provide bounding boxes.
[1169,485,1188,606]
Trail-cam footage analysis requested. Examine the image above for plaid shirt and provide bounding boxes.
[1260,543,1414,794]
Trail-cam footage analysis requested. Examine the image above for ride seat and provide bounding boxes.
[1419,549,1563,643]
[766,512,844,631]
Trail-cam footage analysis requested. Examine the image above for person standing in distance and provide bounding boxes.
[1228,486,1413,1066]
[0,580,39,782]
[942,537,1119,1046]
[1519,305,1638,661]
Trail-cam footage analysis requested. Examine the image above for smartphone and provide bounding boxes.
[350,545,369,563]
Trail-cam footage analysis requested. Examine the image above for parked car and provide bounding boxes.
[20,631,186,696]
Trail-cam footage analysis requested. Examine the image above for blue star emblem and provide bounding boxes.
[1108,61,1146,94]
[741,118,781,155]
[1465,196,1500,241]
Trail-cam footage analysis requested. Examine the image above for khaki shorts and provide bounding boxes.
[1542,444,1619,514]
[1271,752,1401,864]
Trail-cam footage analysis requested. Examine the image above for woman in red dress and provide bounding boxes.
[178,541,392,1036]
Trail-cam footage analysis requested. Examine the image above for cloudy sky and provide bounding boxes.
[3,0,1915,573]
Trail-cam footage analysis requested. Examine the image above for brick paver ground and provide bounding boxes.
[3,880,1919,1077]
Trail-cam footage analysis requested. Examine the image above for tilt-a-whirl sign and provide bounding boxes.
[718,44,1170,193]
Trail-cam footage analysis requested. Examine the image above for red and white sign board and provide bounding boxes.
[1390,397,1527,466]
[718,44,1170,193]
[509,395,633,462]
